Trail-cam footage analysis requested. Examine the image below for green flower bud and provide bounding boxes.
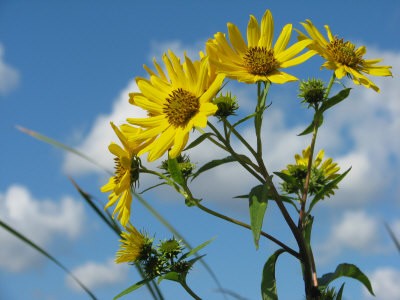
[213,92,239,118]
[298,78,326,107]
[158,238,183,260]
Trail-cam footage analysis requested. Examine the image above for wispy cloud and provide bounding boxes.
[0,43,19,95]
[364,267,400,300]
[66,258,128,292]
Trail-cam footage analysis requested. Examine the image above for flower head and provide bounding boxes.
[101,122,148,227]
[281,147,340,198]
[115,224,152,264]
[297,20,392,92]
[206,9,315,84]
[127,51,225,162]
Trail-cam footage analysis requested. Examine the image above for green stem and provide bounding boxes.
[298,73,336,299]
[180,280,202,300]
[207,122,265,183]
[195,201,300,259]
[255,81,271,157]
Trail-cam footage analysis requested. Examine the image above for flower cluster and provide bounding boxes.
[101,9,391,229]
[116,226,191,279]
[281,146,340,199]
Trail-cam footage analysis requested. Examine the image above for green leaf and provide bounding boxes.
[336,283,345,300]
[114,278,152,299]
[168,157,186,187]
[249,185,270,249]
[319,263,374,296]
[158,272,180,283]
[320,88,351,113]
[17,125,111,174]
[192,155,250,180]
[232,112,257,128]
[184,133,213,151]
[273,172,299,188]
[308,167,351,212]
[261,249,286,300]
[0,219,97,300]
[179,238,214,261]
[298,111,324,136]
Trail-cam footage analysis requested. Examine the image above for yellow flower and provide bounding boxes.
[281,146,340,198]
[127,51,225,162]
[115,224,146,264]
[297,20,392,92]
[293,147,340,180]
[101,122,148,227]
[205,9,315,84]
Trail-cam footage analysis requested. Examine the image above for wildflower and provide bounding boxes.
[281,147,340,198]
[127,51,225,162]
[158,238,184,260]
[206,9,315,84]
[101,123,146,227]
[297,20,392,92]
[115,224,151,264]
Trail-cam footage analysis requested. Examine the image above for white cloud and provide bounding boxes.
[0,184,85,272]
[66,258,128,292]
[364,267,400,300]
[0,43,19,95]
[62,80,147,176]
[317,210,385,262]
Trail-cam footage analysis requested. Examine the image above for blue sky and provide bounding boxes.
[1,1,400,299]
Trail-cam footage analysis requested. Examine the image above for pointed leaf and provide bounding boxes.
[261,249,286,300]
[308,167,351,212]
[320,88,351,113]
[114,278,152,299]
[184,133,213,151]
[273,172,299,188]
[336,283,345,300]
[158,272,180,284]
[318,263,374,296]
[249,185,270,249]
[179,238,214,261]
[232,112,257,128]
[0,219,97,300]
[298,112,324,136]
[192,155,249,180]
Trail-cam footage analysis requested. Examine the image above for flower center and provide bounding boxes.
[243,47,280,76]
[164,88,200,127]
[113,155,140,188]
[113,157,126,185]
[327,37,364,68]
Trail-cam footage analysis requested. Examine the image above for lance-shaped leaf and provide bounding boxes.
[320,88,351,113]
[261,249,286,300]
[308,167,351,213]
[114,278,153,300]
[184,133,213,151]
[318,263,374,296]
[179,238,214,261]
[248,185,270,249]
[192,155,252,180]
[298,111,324,136]
[0,219,97,300]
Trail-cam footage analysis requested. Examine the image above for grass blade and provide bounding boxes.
[0,219,97,299]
